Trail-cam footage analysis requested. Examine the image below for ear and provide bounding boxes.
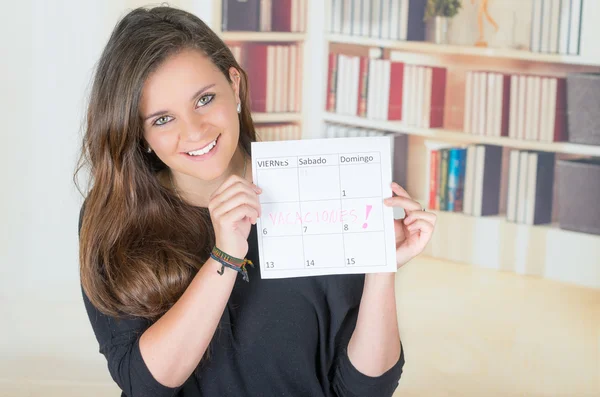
[228,67,241,104]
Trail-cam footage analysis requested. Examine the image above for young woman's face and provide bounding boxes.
[140,48,241,182]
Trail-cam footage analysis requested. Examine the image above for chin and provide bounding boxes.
[189,146,237,182]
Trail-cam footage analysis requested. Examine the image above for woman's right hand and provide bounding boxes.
[208,175,262,259]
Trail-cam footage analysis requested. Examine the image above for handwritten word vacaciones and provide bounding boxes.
[268,209,358,226]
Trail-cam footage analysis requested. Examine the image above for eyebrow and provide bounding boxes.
[143,83,216,122]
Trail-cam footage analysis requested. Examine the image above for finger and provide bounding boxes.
[212,191,261,219]
[403,210,437,226]
[405,219,434,238]
[383,195,422,212]
[221,204,259,225]
[211,175,261,199]
[210,182,261,215]
[390,182,411,199]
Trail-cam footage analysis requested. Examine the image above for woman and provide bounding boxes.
[76,6,436,397]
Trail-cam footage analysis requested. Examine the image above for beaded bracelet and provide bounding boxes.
[210,246,254,282]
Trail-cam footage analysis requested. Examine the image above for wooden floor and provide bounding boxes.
[392,256,600,397]
[1,256,598,396]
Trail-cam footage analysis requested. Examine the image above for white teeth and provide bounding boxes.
[187,138,217,156]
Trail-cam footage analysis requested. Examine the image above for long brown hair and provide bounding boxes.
[74,5,256,321]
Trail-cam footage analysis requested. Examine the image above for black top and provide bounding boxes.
[80,206,405,397]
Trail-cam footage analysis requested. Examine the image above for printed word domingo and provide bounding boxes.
[340,154,374,164]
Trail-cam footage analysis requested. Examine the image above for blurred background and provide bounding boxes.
[1,0,598,396]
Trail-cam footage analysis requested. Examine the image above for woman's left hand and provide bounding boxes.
[383,182,436,268]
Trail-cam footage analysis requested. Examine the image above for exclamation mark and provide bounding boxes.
[362,205,372,229]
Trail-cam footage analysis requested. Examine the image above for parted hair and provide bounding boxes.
[74,5,256,321]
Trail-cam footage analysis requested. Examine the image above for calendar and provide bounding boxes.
[251,136,397,279]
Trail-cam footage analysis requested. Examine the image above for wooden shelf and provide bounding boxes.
[252,112,302,123]
[221,31,305,42]
[327,34,600,67]
[323,112,600,157]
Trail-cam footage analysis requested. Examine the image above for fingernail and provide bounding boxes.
[404,217,412,224]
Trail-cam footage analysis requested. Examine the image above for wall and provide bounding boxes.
[0,0,212,391]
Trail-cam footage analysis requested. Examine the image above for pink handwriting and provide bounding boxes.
[268,209,358,226]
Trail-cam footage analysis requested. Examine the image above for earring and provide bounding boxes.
[236,103,241,114]
[146,147,152,153]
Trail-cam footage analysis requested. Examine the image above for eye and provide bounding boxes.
[153,115,173,126]
[197,93,215,107]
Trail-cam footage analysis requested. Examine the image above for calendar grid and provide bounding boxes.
[256,146,392,273]
[253,230,386,237]
[256,168,264,272]
[296,156,306,268]
[337,152,347,268]
[260,196,382,205]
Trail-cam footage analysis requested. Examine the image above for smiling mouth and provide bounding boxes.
[184,134,220,156]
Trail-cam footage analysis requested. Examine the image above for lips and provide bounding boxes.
[182,134,220,155]
[181,134,221,161]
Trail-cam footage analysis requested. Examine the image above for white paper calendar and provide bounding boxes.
[251,136,397,279]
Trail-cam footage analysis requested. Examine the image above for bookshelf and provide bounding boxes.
[253,112,303,123]
[210,0,600,288]
[222,32,305,42]
[212,0,309,127]
[323,112,600,157]
[327,33,600,67]
[320,1,600,289]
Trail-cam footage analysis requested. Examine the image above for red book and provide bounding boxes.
[357,57,369,117]
[271,0,292,32]
[325,53,338,112]
[428,67,447,128]
[387,62,405,120]
[553,77,568,141]
[244,44,270,112]
[429,150,439,210]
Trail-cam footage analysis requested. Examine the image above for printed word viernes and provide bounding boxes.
[257,159,290,167]
[268,209,358,225]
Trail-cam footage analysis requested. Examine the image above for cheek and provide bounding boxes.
[145,129,179,152]
[212,102,240,138]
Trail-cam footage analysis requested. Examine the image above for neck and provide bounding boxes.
[169,146,249,207]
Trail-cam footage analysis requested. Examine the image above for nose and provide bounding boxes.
[180,116,210,142]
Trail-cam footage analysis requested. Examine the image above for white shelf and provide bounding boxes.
[252,112,303,123]
[420,208,600,289]
[221,31,305,42]
[327,34,600,67]
[323,112,600,157]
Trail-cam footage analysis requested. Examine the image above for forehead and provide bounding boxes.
[140,49,224,110]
